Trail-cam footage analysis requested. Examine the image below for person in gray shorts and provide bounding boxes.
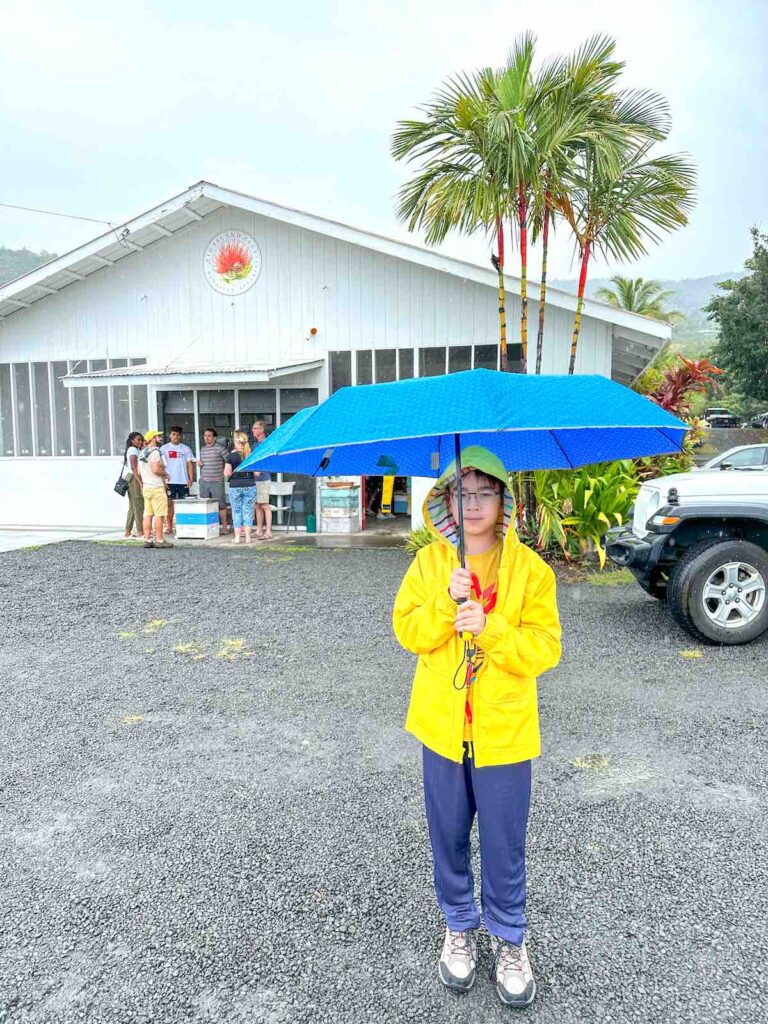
[196,428,230,533]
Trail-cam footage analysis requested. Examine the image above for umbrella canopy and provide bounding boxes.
[239,369,688,478]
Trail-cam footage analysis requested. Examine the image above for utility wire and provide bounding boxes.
[0,200,115,227]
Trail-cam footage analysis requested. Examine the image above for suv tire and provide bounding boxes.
[667,539,768,645]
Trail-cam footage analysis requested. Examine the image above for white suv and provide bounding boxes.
[606,469,768,645]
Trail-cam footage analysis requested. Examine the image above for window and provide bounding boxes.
[109,358,128,369]
[13,364,33,456]
[330,351,352,393]
[92,387,111,455]
[721,447,768,468]
[449,346,471,373]
[239,389,277,433]
[356,350,373,386]
[52,362,71,456]
[132,386,148,433]
[474,344,499,370]
[73,388,92,455]
[0,364,13,455]
[280,388,319,424]
[161,390,197,442]
[111,387,131,455]
[33,363,53,455]
[398,349,414,379]
[375,350,396,383]
[418,347,447,377]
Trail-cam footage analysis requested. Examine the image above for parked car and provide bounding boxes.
[694,444,768,471]
[707,413,740,428]
[606,469,768,645]
[748,413,768,429]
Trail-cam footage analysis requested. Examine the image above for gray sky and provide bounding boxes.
[1,0,765,281]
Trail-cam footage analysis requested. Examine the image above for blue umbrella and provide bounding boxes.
[240,368,687,562]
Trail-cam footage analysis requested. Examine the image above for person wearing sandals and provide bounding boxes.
[224,431,256,544]
[392,447,561,1008]
[123,431,145,539]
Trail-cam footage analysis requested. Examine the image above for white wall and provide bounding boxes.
[0,205,611,375]
[0,458,128,528]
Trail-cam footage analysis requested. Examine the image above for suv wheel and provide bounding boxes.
[668,540,768,645]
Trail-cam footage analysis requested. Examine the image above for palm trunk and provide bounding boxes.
[496,215,508,372]
[534,193,550,375]
[568,240,591,375]
[518,181,528,374]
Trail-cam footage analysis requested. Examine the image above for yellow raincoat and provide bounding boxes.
[393,448,562,768]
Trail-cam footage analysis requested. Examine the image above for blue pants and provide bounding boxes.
[422,744,531,944]
[229,486,256,528]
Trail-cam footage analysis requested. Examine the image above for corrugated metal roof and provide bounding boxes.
[62,359,325,387]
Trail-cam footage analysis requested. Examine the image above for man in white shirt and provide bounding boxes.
[161,426,195,534]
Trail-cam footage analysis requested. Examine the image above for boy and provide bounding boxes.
[161,426,195,533]
[392,447,561,1008]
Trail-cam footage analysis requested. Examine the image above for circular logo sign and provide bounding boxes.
[203,230,262,294]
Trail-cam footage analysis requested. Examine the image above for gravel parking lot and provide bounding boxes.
[1,541,767,1024]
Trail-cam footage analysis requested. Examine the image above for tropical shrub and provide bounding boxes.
[559,461,640,567]
[405,523,436,555]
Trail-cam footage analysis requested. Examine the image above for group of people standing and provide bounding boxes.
[122,420,273,547]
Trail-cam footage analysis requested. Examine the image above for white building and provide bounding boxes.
[0,181,670,529]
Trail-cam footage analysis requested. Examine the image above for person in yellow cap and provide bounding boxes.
[137,430,173,549]
[393,447,561,1008]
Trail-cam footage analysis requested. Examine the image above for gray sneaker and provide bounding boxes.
[490,936,536,1007]
[438,927,477,992]
[143,539,154,548]
[154,540,174,549]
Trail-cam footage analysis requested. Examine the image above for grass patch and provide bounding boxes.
[17,544,44,552]
[144,619,169,634]
[570,753,612,772]
[584,568,635,587]
[217,638,255,660]
[121,715,144,725]
[173,642,207,661]
[117,631,137,640]
[93,539,137,546]
[680,649,703,659]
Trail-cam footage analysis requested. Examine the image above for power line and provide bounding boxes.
[0,200,115,227]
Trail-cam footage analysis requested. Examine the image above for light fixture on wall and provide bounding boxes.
[306,326,319,341]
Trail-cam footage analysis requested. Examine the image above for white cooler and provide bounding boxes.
[174,498,220,540]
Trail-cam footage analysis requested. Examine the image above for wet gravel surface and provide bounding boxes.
[1,541,767,1024]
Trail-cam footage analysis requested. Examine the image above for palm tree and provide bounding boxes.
[595,275,683,322]
[561,127,696,374]
[530,35,625,374]
[391,69,514,368]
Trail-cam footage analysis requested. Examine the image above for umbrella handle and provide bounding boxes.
[453,433,473,643]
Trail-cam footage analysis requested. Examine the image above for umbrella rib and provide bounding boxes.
[549,430,576,469]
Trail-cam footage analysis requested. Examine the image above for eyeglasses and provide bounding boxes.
[449,488,500,508]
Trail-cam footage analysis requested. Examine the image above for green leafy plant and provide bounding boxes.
[559,461,639,568]
[405,524,436,555]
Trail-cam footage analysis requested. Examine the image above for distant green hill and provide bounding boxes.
[0,246,58,285]
[550,272,747,354]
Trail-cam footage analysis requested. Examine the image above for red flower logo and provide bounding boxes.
[215,241,253,283]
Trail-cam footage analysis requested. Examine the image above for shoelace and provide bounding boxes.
[447,930,473,959]
[496,941,526,975]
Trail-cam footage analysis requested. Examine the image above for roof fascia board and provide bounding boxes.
[0,183,209,303]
